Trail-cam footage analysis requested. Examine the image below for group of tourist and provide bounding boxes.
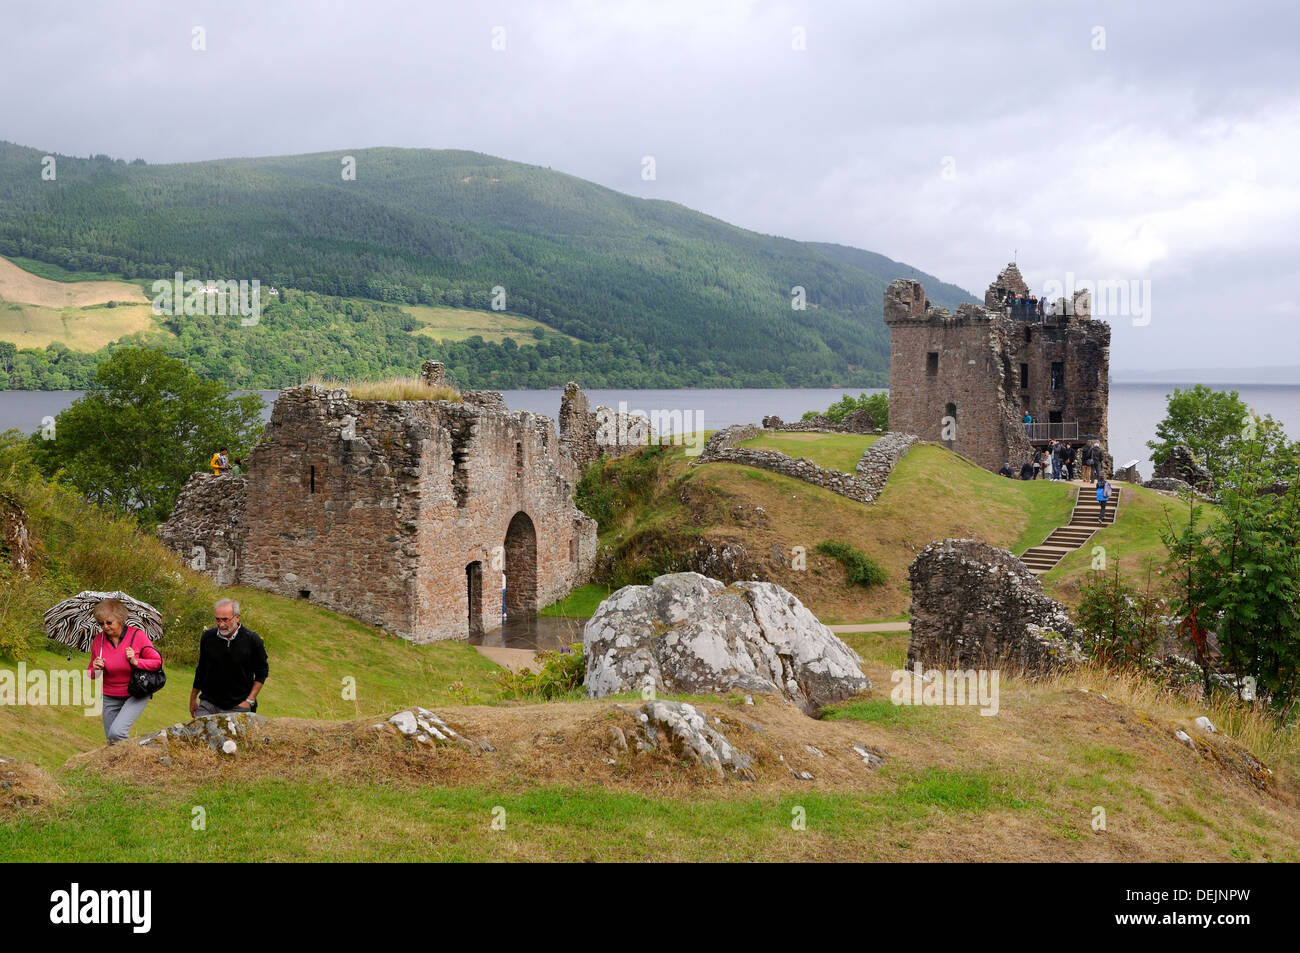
[999,439,1104,483]
[89,596,269,745]
[997,288,1061,320]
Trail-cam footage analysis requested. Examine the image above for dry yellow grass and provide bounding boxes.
[0,256,146,308]
[306,376,461,402]
[0,300,160,351]
[57,669,1300,860]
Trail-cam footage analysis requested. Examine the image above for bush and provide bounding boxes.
[1073,563,1165,667]
[815,540,888,588]
[494,643,586,700]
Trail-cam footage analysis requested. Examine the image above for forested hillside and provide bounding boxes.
[0,142,974,388]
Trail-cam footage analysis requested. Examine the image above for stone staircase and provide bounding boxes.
[1020,484,1121,575]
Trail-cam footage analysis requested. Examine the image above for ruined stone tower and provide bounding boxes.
[883,264,1110,472]
[160,366,598,642]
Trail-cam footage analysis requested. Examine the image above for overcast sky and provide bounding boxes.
[3,0,1298,372]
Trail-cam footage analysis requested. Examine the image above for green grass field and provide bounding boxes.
[737,432,879,473]
[403,303,577,345]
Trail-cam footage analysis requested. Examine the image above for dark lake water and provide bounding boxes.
[4,382,1300,476]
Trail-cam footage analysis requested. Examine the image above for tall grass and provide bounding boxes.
[0,433,217,666]
[1047,661,1298,772]
[306,376,461,402]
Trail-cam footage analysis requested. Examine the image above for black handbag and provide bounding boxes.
[126,626,167,698]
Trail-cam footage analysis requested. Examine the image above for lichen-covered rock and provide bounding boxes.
[138,712,269,753]
[584,572,869,713]
[906,538,1082,674]
[635,700,755,779]
[385,707,493,752]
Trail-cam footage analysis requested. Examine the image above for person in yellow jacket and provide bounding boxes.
[209,447,231,476]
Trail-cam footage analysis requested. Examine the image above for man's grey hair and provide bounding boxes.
[215,598,241,616]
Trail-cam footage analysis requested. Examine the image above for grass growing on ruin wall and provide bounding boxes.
[306,375,461,402]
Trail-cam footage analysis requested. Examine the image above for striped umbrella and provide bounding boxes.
[43,591,164,652]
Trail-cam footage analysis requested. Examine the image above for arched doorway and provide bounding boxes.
[503,511,538,617]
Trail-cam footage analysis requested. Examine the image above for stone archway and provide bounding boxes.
[503,511,538,616]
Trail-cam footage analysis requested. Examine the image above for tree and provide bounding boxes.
[29,348,264,527]
[1147,384,1299,489]
[802,391,888,429]
[1161,434,1300,711]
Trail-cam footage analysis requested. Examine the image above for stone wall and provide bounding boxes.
[156,474,248,586]
[761,412,875,433]
[907,538,1082,675]
[1152,445,1213,493]
[885,265,1110,474]
[0,490,33,573]
[697,426,917,504]
[161,380,597,643]
[558,381,654,475]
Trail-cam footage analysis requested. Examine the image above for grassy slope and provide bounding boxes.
[595,437,1202,623]
[7,436,1281,863]
[0,587,501,771]
[737,432,879,473]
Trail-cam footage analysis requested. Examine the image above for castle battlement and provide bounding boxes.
[884,265,1110,473]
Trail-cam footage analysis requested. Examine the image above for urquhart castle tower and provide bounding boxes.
[883,263,1110,473]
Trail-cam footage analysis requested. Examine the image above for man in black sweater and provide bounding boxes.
[190,598,269,717]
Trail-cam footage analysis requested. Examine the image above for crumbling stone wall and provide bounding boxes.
[761,412,876,433]
[0,490,33,573]
[885,264,1110,473]
[906,538,1082,675]
[156,474,248,586]
[558,381,655,475]
[161,380,597,643]
[1152,445,1213,493]
[698,426,917,504]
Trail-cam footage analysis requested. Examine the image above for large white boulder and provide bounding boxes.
[583,572,869,713]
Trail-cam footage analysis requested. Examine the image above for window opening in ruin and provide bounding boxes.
[926,352,939,376]
[1049,411,1062,424]
[298,590,310,600]
[1025,327,1033,343]
[515,441,524,477]
[466,561,483,637]
[309,465,315,493]
[450,419,472,507]
[569,538,577,563]
[1020,364,1029,389]
[1051,362,1064,390]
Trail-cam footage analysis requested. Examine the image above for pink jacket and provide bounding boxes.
[87,625,163,698]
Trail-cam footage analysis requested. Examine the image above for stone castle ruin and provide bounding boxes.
[160,363,626,643]
[883,263,1110,474]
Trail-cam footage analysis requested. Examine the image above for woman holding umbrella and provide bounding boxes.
[87,598,163,744]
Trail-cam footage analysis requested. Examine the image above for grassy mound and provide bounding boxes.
[578,437,1206,623]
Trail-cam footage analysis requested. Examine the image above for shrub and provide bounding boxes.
[494,643,586,700]
[815,540,888,588]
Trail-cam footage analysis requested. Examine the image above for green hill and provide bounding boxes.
[0,142,975,389]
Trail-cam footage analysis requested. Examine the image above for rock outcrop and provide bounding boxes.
[584,572,869,713]
[907,538,1082,674]
[633,700,755,779]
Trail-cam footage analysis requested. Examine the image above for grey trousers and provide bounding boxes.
[102,693,150,744]
[196,699,255,716]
